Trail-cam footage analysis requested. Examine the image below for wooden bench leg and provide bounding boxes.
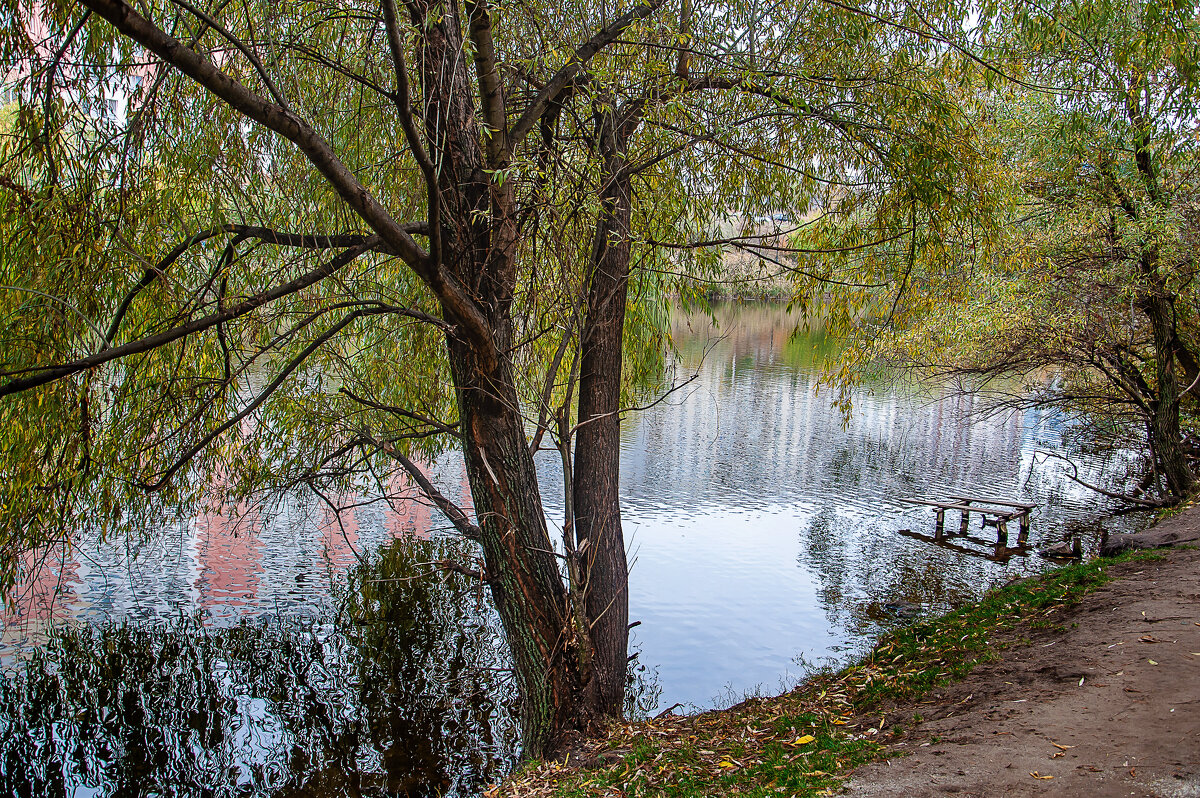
[1018,512,1030,545]
[996,518,1009,547]
[959,509,970,537]
[935,509,945,539]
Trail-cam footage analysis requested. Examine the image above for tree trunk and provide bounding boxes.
[447,337,593,757]
[1126,105,1195,500]
[572,118,636,718]
[1139,285,1196,499]
[415,7,602,757]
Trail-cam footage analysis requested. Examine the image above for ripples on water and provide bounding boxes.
[1,538,519,797]
[0,302,1150,795]
[611,305,1146,709]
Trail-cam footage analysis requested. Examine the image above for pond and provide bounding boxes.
[0,302,1147,796]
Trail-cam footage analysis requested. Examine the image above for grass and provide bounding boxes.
[493,549,1164,798]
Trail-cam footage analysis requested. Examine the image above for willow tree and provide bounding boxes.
[853,0,1200,504]
[0,0,977,754]
[993,0,1200,500]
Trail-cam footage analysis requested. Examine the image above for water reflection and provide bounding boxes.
[614,303,1145,708]
[0,301,1151,792]
[0,538,518,798]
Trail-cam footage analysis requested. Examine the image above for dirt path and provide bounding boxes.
[843,512,1200,798]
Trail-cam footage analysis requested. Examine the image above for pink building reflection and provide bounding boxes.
[0,462,472,659]
[193,501,264,619]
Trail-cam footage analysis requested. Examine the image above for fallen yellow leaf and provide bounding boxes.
[790,735,816,745]
[1051,743,1075,751]
[1149,660,1159,666]
[1029,771,1054,779]
[718,760,737,769]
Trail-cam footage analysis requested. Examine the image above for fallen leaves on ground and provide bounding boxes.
[492,556,1145,798]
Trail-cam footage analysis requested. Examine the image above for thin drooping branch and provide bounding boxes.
[165,0,292,112]
[0,286,109,348]
[362,430,482,540]
[529,316,580,454]
[128,300,401,456]
[306,482,368,564]
[339,386,461,437]
[140,306,389,491]
[0,239,379,396]
[40,9,93,171]
[381,0,443,264]
[569,372,700,435]
[103,225,399,349]
[648,227,909,255]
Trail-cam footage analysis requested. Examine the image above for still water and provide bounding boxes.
[0,302,1146,796]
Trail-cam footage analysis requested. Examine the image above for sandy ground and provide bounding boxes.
[843,511,1200,798]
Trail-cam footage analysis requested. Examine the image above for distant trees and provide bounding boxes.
[823,0,1200,505]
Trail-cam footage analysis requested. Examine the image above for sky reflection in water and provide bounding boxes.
[609,304,1144,708]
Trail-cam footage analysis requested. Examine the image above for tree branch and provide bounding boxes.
[1034,450,1166,508]
[339,386,461,437]
[381,0,442,263]
[165,0,292,112]
[507,0,665,152]
[78,0,496,362]
[103,225,401,349]
[0,239,379,397]
[140,307,386,491]
[362,430,482,540]
[464,0,507,164]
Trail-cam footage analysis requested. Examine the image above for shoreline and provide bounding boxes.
[493,508,1200,797]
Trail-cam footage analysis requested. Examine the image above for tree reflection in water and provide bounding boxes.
[0,537,519,797]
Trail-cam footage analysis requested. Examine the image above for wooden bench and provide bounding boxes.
[899,495,1037,547]
[947,495,1036,545]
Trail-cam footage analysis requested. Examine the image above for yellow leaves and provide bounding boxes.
[1029,771,1054,779]
[1049,742,1074,759]
[788,734,816,746]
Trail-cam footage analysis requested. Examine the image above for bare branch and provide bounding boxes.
[436,559,487,580]
[362,431,482,540]
[339,386,461,437]
[529,318,579,454]
[1034,450,1166,508]
[570,372,700,436]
